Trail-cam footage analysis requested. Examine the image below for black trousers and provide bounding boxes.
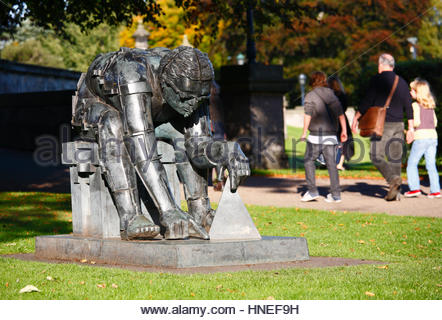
[304,142,340,198]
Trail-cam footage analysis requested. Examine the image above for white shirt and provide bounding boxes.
[307,134,338,145]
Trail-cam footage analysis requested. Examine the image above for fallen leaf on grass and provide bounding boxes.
[5,282,9,288]
[216,285,223,291]
[90,261,96,265]
[79,281,85,285]
[19,285,40,293]
[436,284,442,288]
[46,276,53,281]
[376,265,389,269]
[266,296,275,300]
[190,292,195,297]
[428,240,433,244]
[5,243,16,246]
[80,259,87,263]
[365,291,375,297]
[357,240,365,244]
[112,284,118,289]
[97,283,106,288]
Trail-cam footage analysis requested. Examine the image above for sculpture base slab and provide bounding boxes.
[35,235,309,268]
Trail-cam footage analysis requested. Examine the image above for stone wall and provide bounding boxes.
[0,90,73,151]
[0,59,81,94]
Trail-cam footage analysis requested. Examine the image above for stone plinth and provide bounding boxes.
[35,235,309,268]
[220,64,294,169]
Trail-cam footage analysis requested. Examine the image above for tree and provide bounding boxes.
[1,19,122,71]
[251,0,431,102]
[418,0,442,59]
[119,0,232,68]
[0,0,162,35]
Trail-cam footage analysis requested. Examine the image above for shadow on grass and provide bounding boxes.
[0,192,72,243]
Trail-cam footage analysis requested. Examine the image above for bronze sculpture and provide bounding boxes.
[71,46,250,241]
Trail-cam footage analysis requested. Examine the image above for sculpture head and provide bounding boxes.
[159,46,214,117]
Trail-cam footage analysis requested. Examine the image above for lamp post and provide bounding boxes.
[407,37,418,60]
[236,53,245,65]
[299,73,307,106]
[246,5,257,64]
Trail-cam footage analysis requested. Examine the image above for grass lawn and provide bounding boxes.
[0,192,440,300]
[254,126,442,179]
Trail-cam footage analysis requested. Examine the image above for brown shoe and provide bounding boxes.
[385,176,402,201]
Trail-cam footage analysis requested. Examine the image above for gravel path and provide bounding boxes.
[204,176,442,218]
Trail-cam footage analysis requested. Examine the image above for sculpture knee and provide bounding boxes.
[98,108,124,141]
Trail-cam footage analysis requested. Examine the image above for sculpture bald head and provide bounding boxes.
[160,46,214,117]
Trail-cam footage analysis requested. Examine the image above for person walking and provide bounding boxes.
[327,75,354,170]
[351,53,414,201]
[405,78,440,198]
[301,71,348,203]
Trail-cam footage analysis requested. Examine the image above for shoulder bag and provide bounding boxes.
[358,75,399,138]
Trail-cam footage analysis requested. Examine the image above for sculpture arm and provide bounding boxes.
[184,103,250,192]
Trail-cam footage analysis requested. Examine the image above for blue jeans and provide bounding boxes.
[406,139,440,194]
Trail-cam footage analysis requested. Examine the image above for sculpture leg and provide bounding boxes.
[120,93,208,239]
[96,106,160,240]
[175,151,215,232]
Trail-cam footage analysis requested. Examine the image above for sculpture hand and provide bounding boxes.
[224,142,250,192]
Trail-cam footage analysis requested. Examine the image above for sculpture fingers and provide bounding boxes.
[228,166,239,192]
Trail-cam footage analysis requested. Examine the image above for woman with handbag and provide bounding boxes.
[300,71,348,203]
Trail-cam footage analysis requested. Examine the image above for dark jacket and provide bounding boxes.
[304,87,343,135]
[358,71,413,122]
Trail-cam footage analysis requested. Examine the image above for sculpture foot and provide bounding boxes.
[161,208,209,240]
[188,198,216,233]
[201,208,215,233]
[121,215,161,240]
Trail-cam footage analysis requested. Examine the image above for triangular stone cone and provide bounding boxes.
[209,177,261,241]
